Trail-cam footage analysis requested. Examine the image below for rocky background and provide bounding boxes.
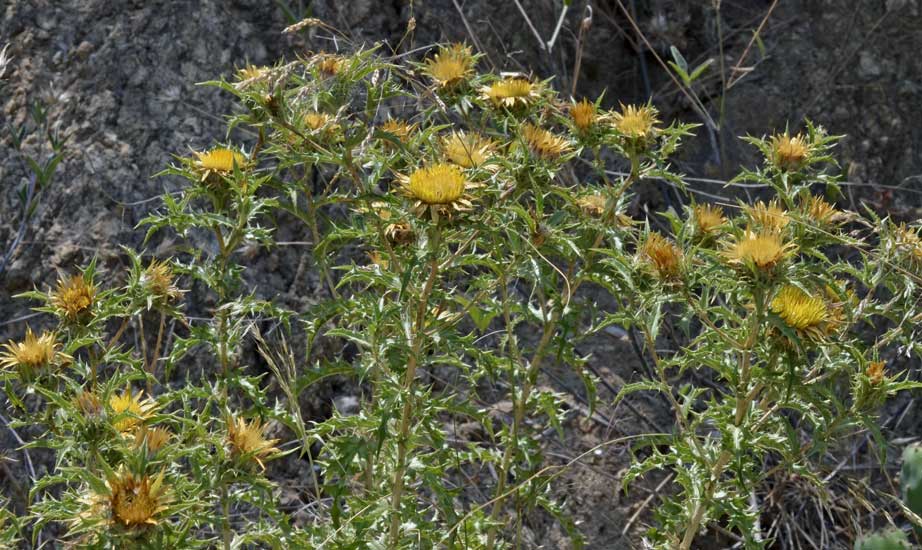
[2,0,922,547]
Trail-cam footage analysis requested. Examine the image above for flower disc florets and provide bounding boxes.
[744,200,790,232]
[639,233,683,281]
[769,132,810,171]
[570,99,597,132]
[723,230,796,273]
[381,118,417,146]
[0,327,65,380]
[141,260,183,307]
[108,386,158,433]
[693,203,726,236]
[771,285,839,341]
[441,131,495,168]
[51,274,96,322]
[612,103,659,139]
[227,416,281,470]
[397,163,475,219]
[102,468,170,529]
[195,148,246,174]
[521,123,572,159]
[480,78,539,107]
[423,43,475,88]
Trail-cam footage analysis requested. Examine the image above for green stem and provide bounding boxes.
[679,290,765,550]
[221,481,232,550]
[388,223,442,548]
[485,160,642,547]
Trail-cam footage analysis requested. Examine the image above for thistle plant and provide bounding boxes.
[1,22,921,550]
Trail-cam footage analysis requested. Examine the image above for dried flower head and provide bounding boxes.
[423,43,475,88]
[283,17,324,34]
[521,123,572,159]
[866,361,886,385]
[800,195,841,226]
[397,163,475,219]
[724,230,796,272]
[100,467,170,529]
[612,103,659,140]
[380,118,417,145]
[141,260,182,306]
[769,132,810,171]
[51,275,96,321]
[744,200,789,232]
[441,131,495,168]
[385,221,415,245]
[570,99,597,132]
[75,390,105,421]
[109,386,158,433]
[226,416,281,470]
[480,78,539,107]
[693,203,726,235]
[135,426,171,454]
[0,328,63,380]
[640,233,683,281]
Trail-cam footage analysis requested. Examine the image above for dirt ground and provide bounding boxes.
[2,1,922,548]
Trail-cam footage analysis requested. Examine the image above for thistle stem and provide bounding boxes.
[388,223,442,548]
[679,291,765,550]
[221,481,232,550]
[485,160,641,547]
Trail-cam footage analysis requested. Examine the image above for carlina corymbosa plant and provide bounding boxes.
[1,17,921,550]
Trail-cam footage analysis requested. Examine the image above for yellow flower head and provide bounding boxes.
[397,163,475,219]
[866,361,886,385]
[141,260,182,305]
[108,386,158,433]
[612,103,659,139]
[769,132,810,171]
[103,467,170,529]
[423,43,475,87]
[723,230,796,271]
[771,286,827,329]
[744,200,789,232]
[693,203,726,235]
[236,65,268,83]
[639,233,683,281]
[441,131,495,168]
[314,54,346,76]
[51,275,96,321]
[226,416,281,470]
[380,118,417,145]
[894,224,922,268]
[771,285,832,340]
[576,193,608,218]
[367,250,389,270]
[303,112,336,131]
[135,426,171,454]
[480,78,539,107]
[800,194,840,226]
[194,148,247,176]
[0,327,63,380]
[570,99,597,132]
[521,123,572,159]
